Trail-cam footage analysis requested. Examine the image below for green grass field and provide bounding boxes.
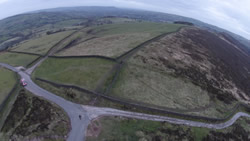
[93,22,183,36]
[49,30,85,54]
[33,58,116,91]
[86,116,250,141]
[109,63,210,110]
[57,22,184,57]
[0,68,16,105]
[53,19,86,28]
[11,30,74,55]
[96,17,137,24]
[0,52,39,67]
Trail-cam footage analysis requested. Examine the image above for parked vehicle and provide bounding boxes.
[20,78,27,86]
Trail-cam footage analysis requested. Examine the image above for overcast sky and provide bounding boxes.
[0,0,249,40]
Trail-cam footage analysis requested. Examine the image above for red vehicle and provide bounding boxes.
[20,78,27,86]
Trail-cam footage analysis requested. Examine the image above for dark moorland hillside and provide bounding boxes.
[130,26,250,106]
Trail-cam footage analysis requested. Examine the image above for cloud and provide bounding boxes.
[201,0,250,39]
[122,0,250,39]
[112,0,161,10]
[0,0,9,4]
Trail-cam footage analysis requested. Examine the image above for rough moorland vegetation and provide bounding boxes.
[1,89,70,141]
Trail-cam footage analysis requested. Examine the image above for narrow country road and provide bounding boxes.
[1,62,250,141]
[83,106,250,130]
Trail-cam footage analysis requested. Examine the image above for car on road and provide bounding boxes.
[20,78,27,86]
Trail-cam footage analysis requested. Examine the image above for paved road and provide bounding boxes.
[83,106,250,130]
[1,62,250,141]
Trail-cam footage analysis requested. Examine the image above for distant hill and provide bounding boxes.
[0,6,249,51]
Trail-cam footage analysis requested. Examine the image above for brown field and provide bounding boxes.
[58,33,152,57]
[56,22,183,57]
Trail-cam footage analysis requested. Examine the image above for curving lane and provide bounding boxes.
[83,106,250,130]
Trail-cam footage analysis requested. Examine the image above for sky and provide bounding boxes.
[0,0,249,40]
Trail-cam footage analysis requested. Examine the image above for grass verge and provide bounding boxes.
[86,116,250,141]
[0,82,19,132]
[0,68,17,105]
